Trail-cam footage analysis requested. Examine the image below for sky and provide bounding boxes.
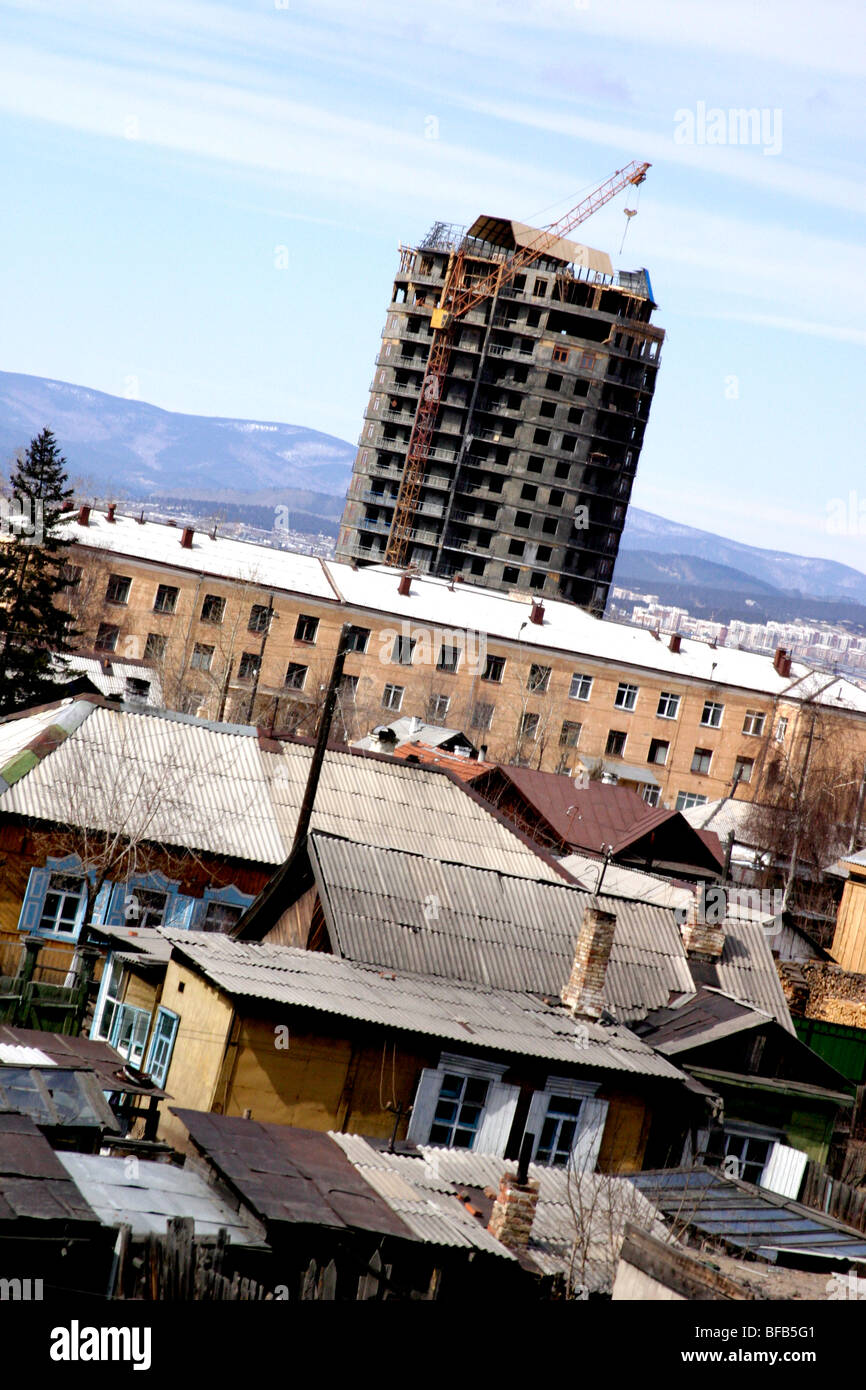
[2,0,865,567]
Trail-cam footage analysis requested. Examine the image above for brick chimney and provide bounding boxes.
[680,895,725,961]
[561,904,616,1019]
[181,526,194,549]
[398,573,412,596]
[77,504,91,526]
[487,1136,539,1251]
[773,646,791,677]
[668,632,681,653]
[106,503,116,523]
[529,599,545,625]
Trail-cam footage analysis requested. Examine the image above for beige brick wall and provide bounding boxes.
[65,538,866,810]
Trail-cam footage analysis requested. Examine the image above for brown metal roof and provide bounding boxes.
[476,767,723,869]
[172,1110,417,1240]
[0,1111,101,1225]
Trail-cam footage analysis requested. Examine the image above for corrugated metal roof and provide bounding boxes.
[560,854,692,910]
[331,1135,512,1256]
[0,699,560,878]
[171,934,684,1078]
[307,832,789,1029]
[0,1044,55,1066]
[402,1147,666,1291]
[631,1167,866,1264]
[56,1152,266,1242]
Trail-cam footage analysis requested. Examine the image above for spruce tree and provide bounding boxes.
[0,428,78,714]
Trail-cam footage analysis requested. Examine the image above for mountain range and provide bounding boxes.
[0,370,355,501]
[2,370,865,623]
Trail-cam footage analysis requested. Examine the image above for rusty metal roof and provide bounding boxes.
[0,1111,101,1226]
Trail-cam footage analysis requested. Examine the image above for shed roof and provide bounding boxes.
[56,1152,266,1243]
[0,1110,100,1226]
[0,1025,166,1098]
[171,1110,417,1243]
[631,1167,866,1265]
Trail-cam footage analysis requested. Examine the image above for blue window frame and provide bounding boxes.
[17,855,91,939]
[145,1008,179,1087]
[110,1003,151,1067]
[428,1073,489,1149]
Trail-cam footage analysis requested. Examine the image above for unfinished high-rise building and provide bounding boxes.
[336,214,664,611]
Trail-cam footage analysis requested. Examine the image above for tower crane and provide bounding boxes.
[383,160,650,569]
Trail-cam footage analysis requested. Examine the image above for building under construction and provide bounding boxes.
[336,167,664,611]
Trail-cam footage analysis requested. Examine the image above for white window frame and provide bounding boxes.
[743,709,766,737]
[676,791,708,811]
[701,700,724,728]
[406,1054,518,1156]
[657,691,680,720]
[382,683,404,712]
[569,673,593,702]
[774,716,789,743]
[614,682,639,712]
[110,1002,151,1067]
[734,756,754,784]
[524,1077,608,1173]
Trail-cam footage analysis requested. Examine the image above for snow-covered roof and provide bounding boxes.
[62,510,866,712]
[52,652,164,706]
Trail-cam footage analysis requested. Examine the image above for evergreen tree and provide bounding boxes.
[0,429,78,713]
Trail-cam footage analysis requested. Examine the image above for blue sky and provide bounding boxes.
[2,0,864,566]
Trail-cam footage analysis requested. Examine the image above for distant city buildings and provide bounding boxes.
[610,587,866,683]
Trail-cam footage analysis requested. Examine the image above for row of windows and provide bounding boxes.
[618,684,774,738]
[410,1058,604,1170]
[20,861,255,940]
[93,584,785,747]
[92,960,179,1086]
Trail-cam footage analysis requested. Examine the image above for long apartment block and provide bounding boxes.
[56,508,866,812]
[336,216,664,612]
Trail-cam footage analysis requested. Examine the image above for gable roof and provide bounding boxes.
[168,932,685,1079]
[300,831,791,1029]
[0,696,562,879]
[475,767,724,870]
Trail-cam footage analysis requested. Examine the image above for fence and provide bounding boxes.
[800,1160,866,1233]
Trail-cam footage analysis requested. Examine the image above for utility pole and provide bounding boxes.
[244,591,276,725]
[848,759,866,854]
[782,708,818,910]
[290,625,351,855]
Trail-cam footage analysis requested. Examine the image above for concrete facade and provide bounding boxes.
[335,220,663,611]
